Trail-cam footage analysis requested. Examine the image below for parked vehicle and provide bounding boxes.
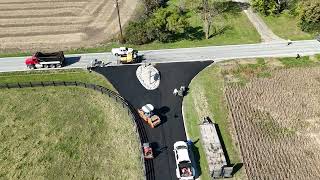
[317,35,320,42]
[119,51,138,64]
[174,141,195,180]
[111,47,134,56]
[25,51,65,69]
[143,143,154,159]
[137,104,161,128]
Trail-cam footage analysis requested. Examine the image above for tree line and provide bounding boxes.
[124,0,238,45]
[251,0,320,33]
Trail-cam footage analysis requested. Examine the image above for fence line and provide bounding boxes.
[0,81,154,180]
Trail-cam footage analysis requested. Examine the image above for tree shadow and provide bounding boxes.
[185,26,205,40]
[209,25,232,38]
[223,1,250,14]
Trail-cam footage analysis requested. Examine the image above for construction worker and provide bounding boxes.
[173,88,178,96]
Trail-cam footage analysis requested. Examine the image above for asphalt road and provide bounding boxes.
[95,61,213,180]
[0,40,319,72]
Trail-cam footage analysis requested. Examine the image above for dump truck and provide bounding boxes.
[138,104,161,128]
[25,51,65,69]
[174,141,195,180]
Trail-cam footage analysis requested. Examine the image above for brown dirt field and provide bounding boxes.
[0,0,139,52]
[224,67,320,180]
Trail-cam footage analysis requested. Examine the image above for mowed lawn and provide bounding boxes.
[0,69,115,91]
[0,87,143,179]
[260,13,315,40]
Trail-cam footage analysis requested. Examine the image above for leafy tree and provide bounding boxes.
[124,19,151,45]
[147,7,189,42]
[297,0,320,32]
[251,0,279,15]
[193,0,227,39]
[125,7,189,44]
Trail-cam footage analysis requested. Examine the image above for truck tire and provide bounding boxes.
[44,64,48,68]
[56,64,61,68]
[115,53,118,56]
[29,64,35,69]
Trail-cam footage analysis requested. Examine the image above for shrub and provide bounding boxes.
[124,19,152,45]
[251,0,279,16]
[297,0,320,32]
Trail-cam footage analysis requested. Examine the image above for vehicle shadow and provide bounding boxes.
[155,106,170,126]
[189,139,202,178]
[64,56,81,66]
[151,142,168,158]
[213,119,243,175]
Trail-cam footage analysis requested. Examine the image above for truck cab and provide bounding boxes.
[174,141,195,180]
[111,47,134,56]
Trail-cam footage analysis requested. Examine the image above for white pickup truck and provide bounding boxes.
[174,141,195,180]
[111,47,134,56]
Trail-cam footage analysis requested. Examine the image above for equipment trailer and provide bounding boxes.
[25,51,65,69]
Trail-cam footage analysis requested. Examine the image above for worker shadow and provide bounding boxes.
[151,142,168,158]
[155,106,170,126]
[64,56,81,66]
[189,139,202,178]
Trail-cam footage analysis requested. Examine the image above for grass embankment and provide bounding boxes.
[0,87,143,179]
[183,65,245,180]
[260,13,315,40]
[0,69,114,91]
[0,1,260,58]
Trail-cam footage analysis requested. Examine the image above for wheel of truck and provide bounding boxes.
[115,53,118,56]
[56,64,61,68]
[29,64,35,69]
[53,64,57,68]
[44,64,49,68]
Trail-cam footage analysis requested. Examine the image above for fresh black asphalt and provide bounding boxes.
[95,61,213,180]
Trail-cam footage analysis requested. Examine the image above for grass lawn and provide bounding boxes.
[0,69,115,91]
[0,1,260,58]
[183,65,245,180]
[0,87,143,179]
[260,13,315,40]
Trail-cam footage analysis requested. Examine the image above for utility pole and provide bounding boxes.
[115,0,124,43]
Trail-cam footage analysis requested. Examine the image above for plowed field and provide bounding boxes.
[0,0,138,52]
[225,67,320,180]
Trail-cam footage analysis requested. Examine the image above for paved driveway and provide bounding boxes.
[95,61,213,180]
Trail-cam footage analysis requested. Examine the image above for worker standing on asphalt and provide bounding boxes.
[173,88,178,96]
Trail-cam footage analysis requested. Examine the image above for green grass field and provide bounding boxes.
[260,13,314,40]
[183,65,245,180]
[0,87,143,179]
[0,69,115,91]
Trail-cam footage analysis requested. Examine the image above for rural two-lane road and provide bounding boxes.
[0,40,319,72]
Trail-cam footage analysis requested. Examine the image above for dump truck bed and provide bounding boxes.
[35,51,65,63]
